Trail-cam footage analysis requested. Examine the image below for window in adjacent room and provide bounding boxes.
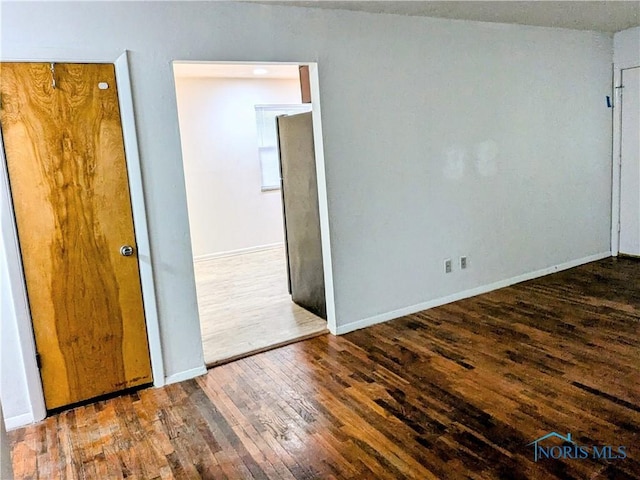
[255,104,312,191]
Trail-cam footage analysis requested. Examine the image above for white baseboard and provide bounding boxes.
[164,365,207,385]
[4,365,208,429]
[336,252,612,335]
[194,243,284,262]
[4,412,35,430]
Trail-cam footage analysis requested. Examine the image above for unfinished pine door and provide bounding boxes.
[0,63,152,409]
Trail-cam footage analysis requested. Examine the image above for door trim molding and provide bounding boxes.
[307,63,337,334]
[1,139,48,426]
[0,52,164,426]
[115,52,165,387]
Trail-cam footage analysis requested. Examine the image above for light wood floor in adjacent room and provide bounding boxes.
[194,245,327,366]
[9,257,640,479]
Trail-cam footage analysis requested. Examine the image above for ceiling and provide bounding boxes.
[173,62,300,79]
[248,1,640,33]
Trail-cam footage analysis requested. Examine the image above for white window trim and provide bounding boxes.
[255,104,312,191]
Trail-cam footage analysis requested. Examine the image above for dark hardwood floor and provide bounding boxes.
[9,257,640,479]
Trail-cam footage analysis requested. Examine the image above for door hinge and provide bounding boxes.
[618,222,621,233]
[36,353,42,369]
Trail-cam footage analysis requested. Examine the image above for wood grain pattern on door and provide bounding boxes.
[0,63,152,409]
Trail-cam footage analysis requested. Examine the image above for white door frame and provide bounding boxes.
[612,65,640,256]
[0,51,165,424]
[172,61,337,334]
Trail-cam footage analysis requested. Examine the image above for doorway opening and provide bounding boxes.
[172,61,333,366]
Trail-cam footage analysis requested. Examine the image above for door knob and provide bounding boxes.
[120,245,134,257]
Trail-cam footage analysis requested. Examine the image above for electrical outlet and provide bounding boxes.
[460,256,467,270]
[445,258,452,274]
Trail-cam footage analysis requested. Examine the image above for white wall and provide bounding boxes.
[1,2,613,426]
[614,26,640,68]
[174,76,300,257]
[611,26,640,254]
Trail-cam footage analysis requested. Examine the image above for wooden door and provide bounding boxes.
[276,112,326,319]
[619,67,640,256]
[0,63,152,409]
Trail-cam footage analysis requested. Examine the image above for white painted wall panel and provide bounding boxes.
[619,67,640,255]
[613,27,640,255]
[614,27,640,68]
